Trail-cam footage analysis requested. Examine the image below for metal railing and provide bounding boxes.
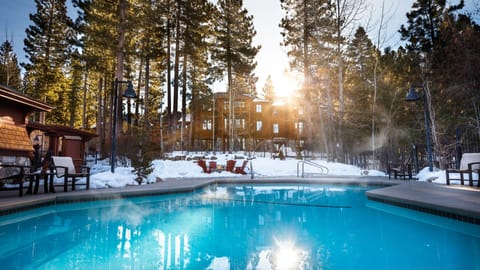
[297,160,329,177]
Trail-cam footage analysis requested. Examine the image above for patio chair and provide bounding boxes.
[52,156,90,192]
[388,158,413,180]
[226,160,236,173]
[197,159,210,173]
[0,164,27,196]
[208,160,217,173]
[235,160,249,175]
[446,153,480,186]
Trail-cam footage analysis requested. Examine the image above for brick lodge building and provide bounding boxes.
[156,92,313,155]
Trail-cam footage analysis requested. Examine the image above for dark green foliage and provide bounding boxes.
[0,40,22,89]
[123,132,156,184]
[211,0,260,94]
[23,0,74,97]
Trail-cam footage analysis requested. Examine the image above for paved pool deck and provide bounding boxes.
[0,175,479,224]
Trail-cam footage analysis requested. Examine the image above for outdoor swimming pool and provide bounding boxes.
[0,184,478,269]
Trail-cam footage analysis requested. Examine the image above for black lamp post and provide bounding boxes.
[406,85,433,172]
[111,79,137,173]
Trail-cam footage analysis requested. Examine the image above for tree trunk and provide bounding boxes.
[181,51,187,150]
[114,0,127,138]
[82,72,88,128]
[136,57,143,126]
[144,57,151,130]
[166,7,172,119]
[96,77,104,155]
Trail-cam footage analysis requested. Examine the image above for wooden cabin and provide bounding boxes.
[0,84,53,165]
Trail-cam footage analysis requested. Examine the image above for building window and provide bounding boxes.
[256,121,262,131]
[224,118,229,128]
[224,101,229,110]
[256,104,262,113]
[273,123,279,134]
[295,121,304,135]
[235,101,245,109]
[202,119,212,130]
[235,118,245,129]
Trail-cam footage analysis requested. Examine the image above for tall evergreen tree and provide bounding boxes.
[23,0,74,123]
[183,0,216,149]
[261,75,275,101]
[432,13,480,165]
[344,27,378,151]
[280,0,337,157]
[0,40,22,89]
[399,0,466,167]
[211,0,260,151]
[132,0,167,129]
[24,0,73,98]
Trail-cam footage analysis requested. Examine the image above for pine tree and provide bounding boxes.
[280,0,335,97]
[280,0,337,158]
[0,40,22,89]
[261,75,275,101]
[132,0,168,129]
[212,0,260,151]
[23,0,74,123]
[183,0,217,149]
[24,0,73,98]
[343,27,378,151]
[126,132,155,184]
[399,0,466,167]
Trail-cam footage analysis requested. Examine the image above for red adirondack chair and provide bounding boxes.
[208,161,217,173]
[226,160,236,173]
[235,160,248,175]
[197,159,209,173]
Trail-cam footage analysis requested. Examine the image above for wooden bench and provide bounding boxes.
[446,153,480,186]
[52,156,90,192]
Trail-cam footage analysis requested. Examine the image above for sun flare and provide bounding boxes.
[273,71,302,97]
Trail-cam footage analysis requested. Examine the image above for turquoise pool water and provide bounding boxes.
[0,184,478,270]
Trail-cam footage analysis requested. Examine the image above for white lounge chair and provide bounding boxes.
[52,156,90,192]
[446,153,480,186]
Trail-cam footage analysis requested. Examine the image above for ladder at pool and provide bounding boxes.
[297,160,329,177]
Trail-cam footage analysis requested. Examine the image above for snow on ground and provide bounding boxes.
[84,153,457,189]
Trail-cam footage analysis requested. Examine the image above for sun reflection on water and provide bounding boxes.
[270,237,310,270]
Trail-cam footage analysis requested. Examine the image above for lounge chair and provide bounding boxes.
[446,153,480,186]
[52,156,90,192]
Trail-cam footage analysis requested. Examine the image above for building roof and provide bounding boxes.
[0,123,33,152]
[27,122,98,141]
[0,84,53,112]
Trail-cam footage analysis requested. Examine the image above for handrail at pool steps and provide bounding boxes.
[297,159,329,177]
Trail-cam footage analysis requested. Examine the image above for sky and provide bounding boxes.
[1,0,476,95]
